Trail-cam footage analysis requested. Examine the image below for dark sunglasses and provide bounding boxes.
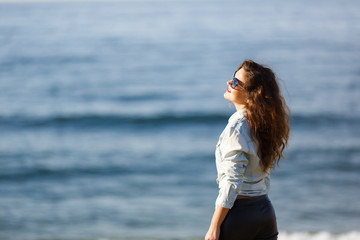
[231,78,243,89]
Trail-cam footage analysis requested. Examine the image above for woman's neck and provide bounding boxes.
[234,103,246,111]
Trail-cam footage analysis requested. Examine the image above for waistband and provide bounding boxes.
[233,195,270,207]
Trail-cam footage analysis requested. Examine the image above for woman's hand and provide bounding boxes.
[205,206,229,240]
[205,226,220,240]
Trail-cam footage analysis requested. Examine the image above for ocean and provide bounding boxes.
[0,0,359,239]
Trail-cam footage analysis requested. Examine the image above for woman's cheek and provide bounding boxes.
[232,90,245,104]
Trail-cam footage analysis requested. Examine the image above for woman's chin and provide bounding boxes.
[224,92,231,101]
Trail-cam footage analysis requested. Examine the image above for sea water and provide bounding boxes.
[0,0,360,239]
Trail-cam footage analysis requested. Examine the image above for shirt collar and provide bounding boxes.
[228,108,246,123]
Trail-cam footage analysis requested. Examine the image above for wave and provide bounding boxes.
[0,55,97,69]
[0,161,180,182]
[278,231,360,240]
[0,166,134,182]
[0,112,228,129]
[169,232,360,240]
[1,231,357,240]
[56,231,360,240]
[290,113,360,127]
[0,112,359,130]
[113,93,179,102]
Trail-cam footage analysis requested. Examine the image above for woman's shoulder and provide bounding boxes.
[223,111,250,143]
[226,115,258,155]
[228,110,250,134]
[222,118,251,153]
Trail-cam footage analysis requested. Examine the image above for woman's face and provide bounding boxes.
[224,68,247,105]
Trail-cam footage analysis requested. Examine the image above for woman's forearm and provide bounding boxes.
[210,206,230,228]
[205,206,230,240]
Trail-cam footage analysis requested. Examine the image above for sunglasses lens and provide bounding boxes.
[232,78,237,89]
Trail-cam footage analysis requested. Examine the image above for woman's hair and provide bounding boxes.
[236,60,290,171]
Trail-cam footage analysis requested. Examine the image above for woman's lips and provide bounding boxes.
[227,88,231,93]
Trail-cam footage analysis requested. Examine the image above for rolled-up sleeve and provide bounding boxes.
[215,128,249,209]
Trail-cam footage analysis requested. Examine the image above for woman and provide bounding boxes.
[205,60,290,240]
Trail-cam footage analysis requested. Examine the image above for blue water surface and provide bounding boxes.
[0,1,360,239]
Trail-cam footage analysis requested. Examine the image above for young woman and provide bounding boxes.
[205,60,290,240]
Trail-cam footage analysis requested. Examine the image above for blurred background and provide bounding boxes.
[0,0,359,240]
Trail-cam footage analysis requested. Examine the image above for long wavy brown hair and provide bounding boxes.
[235,60,290,171]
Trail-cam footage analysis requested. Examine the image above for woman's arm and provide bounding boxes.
[205,206,230,240]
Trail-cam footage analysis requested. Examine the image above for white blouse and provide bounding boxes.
[215,109,271,209]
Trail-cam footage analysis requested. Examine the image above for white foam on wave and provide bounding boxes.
[96,232,360,240]
[279,231,360,240]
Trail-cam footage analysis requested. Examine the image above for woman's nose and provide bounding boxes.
[227,80,232,86]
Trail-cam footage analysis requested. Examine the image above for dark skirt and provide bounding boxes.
[220,195,278,240]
